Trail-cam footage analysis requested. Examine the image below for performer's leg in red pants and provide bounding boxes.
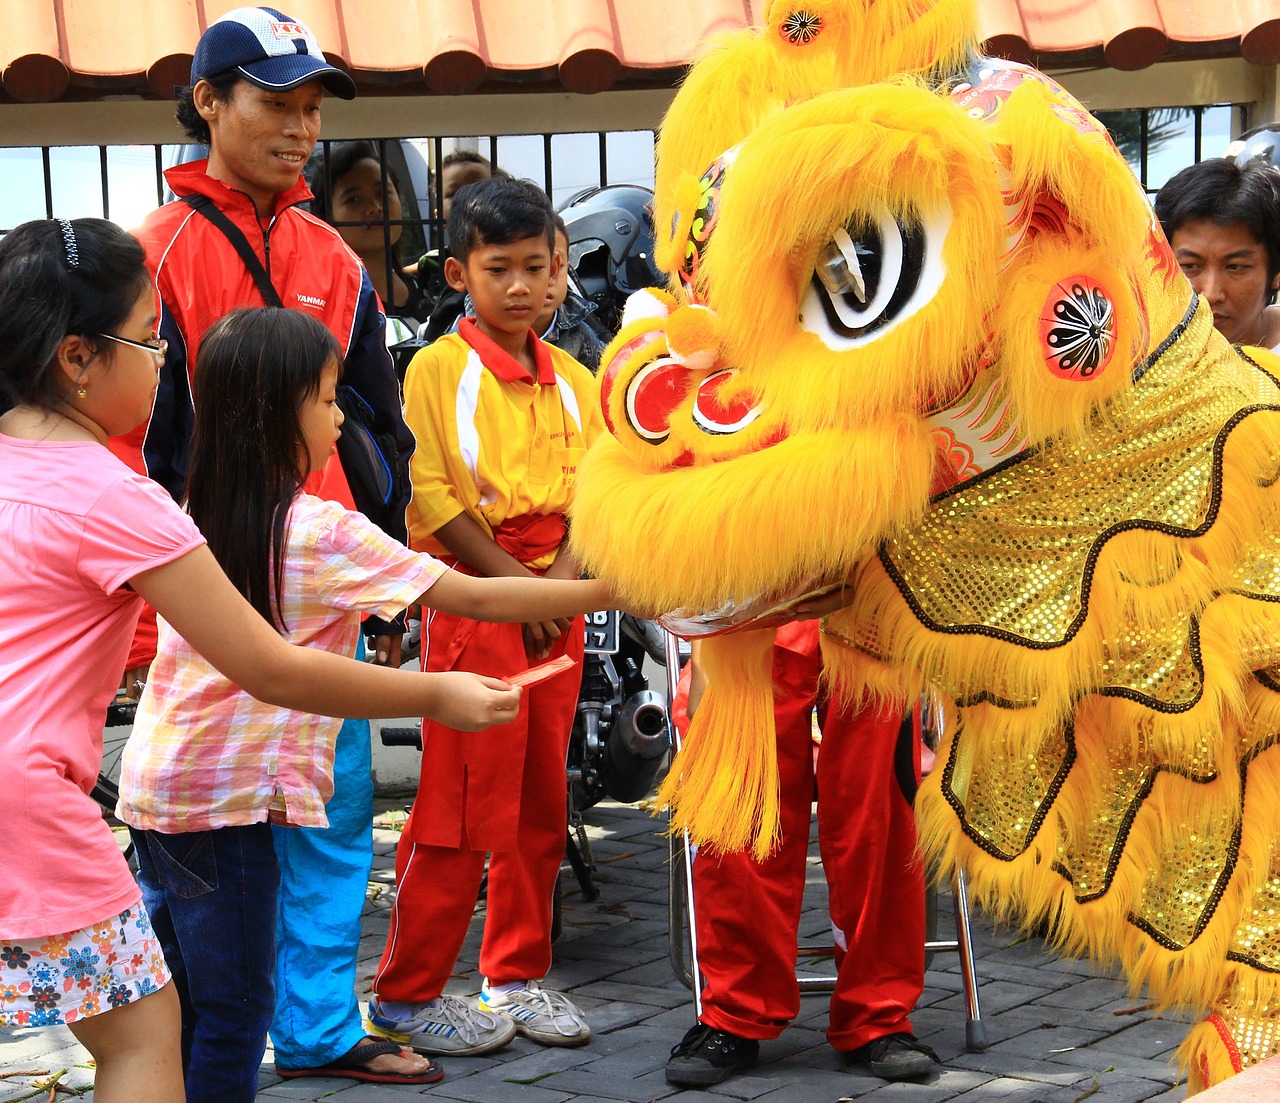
[817,699,925,1051]
[691,632,821,1039]
[690,622,925,1048]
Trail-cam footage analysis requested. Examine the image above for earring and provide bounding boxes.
[76,382,87,398]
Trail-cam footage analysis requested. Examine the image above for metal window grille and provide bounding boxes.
[1094,104,1251,197]
[0,132,657,315]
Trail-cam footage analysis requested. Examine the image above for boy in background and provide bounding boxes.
[370,177,603,1055]
[534,216,609,372]
[449,215,609,371]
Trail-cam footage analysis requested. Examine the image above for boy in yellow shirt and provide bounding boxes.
[370,177,603,1055]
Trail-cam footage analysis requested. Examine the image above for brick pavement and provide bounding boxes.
[0,799,1192,1101]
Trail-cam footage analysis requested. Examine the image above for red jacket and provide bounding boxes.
[109,160,413,665]
[111,159,411,528]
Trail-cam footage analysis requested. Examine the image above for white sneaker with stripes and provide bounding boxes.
[366,993,517,1056]
[478,980,591,1047]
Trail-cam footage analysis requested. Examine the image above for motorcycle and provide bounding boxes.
[563,610,671,903]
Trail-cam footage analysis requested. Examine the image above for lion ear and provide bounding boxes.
[993,78,1153,268]
[981,81,1154,442]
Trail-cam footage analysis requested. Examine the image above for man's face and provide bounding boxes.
[441,161,491,220]
[1170,217,1280,345]
[201,79,324,216]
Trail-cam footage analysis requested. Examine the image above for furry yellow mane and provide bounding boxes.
[572,0,1280,1089]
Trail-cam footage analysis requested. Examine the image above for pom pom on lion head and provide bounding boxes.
[571,0,1192,859]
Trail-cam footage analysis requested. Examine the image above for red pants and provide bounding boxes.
[689,624,925,1050]
[373,616,583,1001]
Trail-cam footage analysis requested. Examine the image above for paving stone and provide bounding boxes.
[573,998,672,1033]
[932,979,1056,1018]
[831,1068,990,1102]
[1139,1083,1193,1102]
[742,1085,845,1103]
[424,1077,572,1103]
[256,1076,360,1097]
[1037,1043,1183,1085]
[573,981,690,1010]
[1030,975,1152,1012]
[704,1073,793,1100]
[1084,1017,1193,1061]
[947,1075,1082,1102]
[539,1067,681,1101]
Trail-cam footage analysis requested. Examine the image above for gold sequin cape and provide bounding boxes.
[825,297,1280,1086]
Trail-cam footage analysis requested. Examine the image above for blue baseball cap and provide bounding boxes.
[191,7,356,99]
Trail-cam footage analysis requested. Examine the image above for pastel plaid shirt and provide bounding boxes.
[117,494,445,832]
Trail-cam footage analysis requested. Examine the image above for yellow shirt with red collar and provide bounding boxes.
[403,318,603,568]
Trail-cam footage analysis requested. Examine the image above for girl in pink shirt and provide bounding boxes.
[117,306,613,1102]
[0,221,575,1103]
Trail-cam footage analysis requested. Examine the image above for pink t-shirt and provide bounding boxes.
[118,495,445,832]
[0,433,204,940]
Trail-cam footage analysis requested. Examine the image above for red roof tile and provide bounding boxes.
[3,1,1278,105]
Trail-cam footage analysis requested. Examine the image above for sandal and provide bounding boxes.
[276,1036,444,1084]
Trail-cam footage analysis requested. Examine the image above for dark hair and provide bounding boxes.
[1155,158,1280,290]
[442,149,493,173]
[185,307,342,630]
[447,176,556,265]
[174,70,241,146]
[0,218,150,416]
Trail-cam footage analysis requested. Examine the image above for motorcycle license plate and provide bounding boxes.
[584,609,620,654]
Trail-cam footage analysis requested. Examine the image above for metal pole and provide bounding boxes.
[663,628,702,1017]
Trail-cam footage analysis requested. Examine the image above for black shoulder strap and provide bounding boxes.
[180,194,284,309]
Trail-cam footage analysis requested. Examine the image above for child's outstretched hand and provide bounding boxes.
[427,672,522,731]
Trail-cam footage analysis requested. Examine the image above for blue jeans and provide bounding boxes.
[269,714,374,1069]
[132,822,278,1103]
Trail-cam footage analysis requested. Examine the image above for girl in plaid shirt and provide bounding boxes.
[117,306,612,1102]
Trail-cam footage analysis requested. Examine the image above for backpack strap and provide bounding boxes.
[180,194,284,308]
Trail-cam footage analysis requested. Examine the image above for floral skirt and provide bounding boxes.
[0,899,170,1028]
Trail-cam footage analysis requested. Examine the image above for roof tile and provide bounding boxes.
[3,0,1278,105]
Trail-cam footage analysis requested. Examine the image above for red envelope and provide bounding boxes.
[504,654,577,688]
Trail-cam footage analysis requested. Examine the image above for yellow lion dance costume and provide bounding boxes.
[571,0,1280,1091]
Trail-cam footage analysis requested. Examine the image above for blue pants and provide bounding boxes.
[132,822,279,1103]
[269,712,374,1069]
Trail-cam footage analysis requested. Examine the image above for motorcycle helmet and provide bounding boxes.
[1227,123,1280,168]
[559,184,663,331]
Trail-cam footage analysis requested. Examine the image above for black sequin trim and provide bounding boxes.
[943,715,1280,956]
[1255,668,1280,694]
[1049,750,1219,904]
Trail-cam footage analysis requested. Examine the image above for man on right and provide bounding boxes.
[1154,157,1280,350]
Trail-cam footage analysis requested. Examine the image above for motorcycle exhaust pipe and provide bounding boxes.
[602,689,672,803]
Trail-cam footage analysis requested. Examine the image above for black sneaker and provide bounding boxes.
[847,1031,938,1081]
[665,1023,760,1086]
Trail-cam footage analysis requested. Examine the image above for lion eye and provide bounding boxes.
[799,209,946,348]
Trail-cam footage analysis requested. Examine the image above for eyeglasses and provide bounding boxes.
[96,332,168,364]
